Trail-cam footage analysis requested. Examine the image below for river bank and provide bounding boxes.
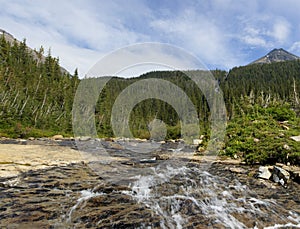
[0,138,299,182]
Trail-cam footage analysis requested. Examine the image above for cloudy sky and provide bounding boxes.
[1,0,300,77]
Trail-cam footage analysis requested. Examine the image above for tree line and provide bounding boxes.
[0,33,299,164]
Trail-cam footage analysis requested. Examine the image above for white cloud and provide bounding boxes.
[237,14,292,51]
[87,43,205,78]
[289,41,300,56]
[0,0,300,75]
[0,0,152,75]
[270,18,291,43]
[150,8,240,69]
[242,36,267,47]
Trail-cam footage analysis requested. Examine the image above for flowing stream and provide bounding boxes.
[0,140,299,228]
[121,163,300,229]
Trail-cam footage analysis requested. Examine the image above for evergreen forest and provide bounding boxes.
[0,33,299,165]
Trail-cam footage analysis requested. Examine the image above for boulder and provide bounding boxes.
[290,135,300,142]
[257,166,272,180]
[272,173,280,183]
[79,136,91,141]
[278,164,300,184]
[52,135,64,140]
[272,166,290,186]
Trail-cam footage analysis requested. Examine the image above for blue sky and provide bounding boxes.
[1,0,300,77]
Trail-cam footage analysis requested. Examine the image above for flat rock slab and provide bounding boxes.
[0,144,84,178]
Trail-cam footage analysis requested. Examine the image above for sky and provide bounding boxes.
[1,0,300,77]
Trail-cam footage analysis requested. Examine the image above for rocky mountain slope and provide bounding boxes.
[0,29,16,43]
[250,48,300,65]
[0,29,68,73]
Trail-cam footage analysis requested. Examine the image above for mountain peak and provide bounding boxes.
[250,48,300,65]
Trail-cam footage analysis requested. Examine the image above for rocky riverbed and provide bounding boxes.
[0,139,299,228]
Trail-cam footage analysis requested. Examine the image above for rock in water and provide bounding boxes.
[257,166,272,180]
[140,157,157,163]
[272,166,290,186]
[52,135,64,140]
[272,173,279,182]
[79,136,91,141]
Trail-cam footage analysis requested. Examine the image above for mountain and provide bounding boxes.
[0,28,47,64]
[0,29,69,73]
[250,48,300,65]
[0,29,16,43]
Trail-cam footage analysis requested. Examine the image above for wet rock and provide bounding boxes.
[277,164,300,184]
[109,142,124,150]
[139,157,157,164]
[272,166,290,186]
[155,154,170,160]
[257,166,272,180]
[272,173,280,183]
[78,136,91,141]
[229,167,247,174]
[255,165,293,186]
[0,177,20,188]
[52,135,64,140]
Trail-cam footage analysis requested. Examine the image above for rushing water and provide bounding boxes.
[121,163,300,229]
[0,141,300,228]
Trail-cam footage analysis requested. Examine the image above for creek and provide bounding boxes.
[0,140,299,228]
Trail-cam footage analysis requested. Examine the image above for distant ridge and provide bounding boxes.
[250,48,300,65]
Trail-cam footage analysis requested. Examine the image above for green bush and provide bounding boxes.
[224,104,300,165]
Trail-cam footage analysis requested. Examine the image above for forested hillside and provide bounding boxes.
[0,34,79,137]
[0,33,299,165]
[223,60,300,118]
